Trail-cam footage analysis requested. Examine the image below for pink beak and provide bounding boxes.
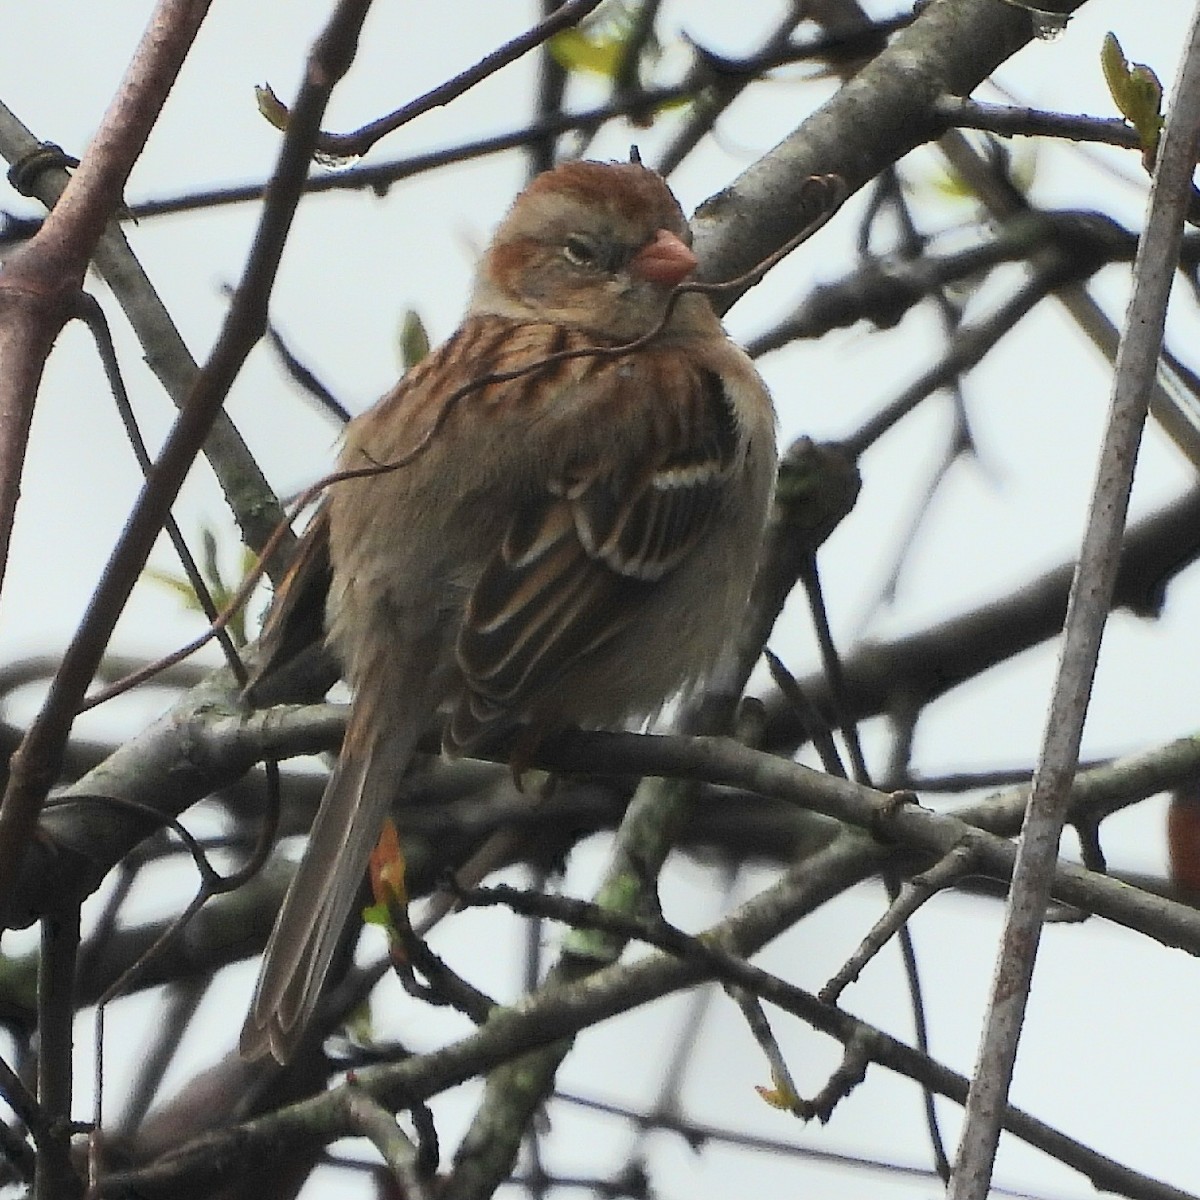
[629,228,698,287]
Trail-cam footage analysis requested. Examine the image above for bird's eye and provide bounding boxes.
[563,235,600,268]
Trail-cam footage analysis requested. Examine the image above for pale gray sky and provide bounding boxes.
[1,4,1196,1197]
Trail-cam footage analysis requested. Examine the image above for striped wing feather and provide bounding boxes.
[243,506,335,704]
[449,365,739,751]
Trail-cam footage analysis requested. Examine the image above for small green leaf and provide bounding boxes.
[398,309,430,372]
[1101,33,1164,154]
[921,140,1036,208]
[755,1071,802,1113]
[254,83,290,133]
[653,93,691,115]
[142,522,253,647]
[201,527,220,589]
[549,27,626,77]
[142,567,202,604]
[549,1,649,79]
[928,166,978,203]
[1101,33,1128,102]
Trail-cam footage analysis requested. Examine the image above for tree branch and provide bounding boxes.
[0,0,213,923]
[949,7,1200,1193]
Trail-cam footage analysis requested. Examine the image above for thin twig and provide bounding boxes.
[0,102,293,572]
[840,269,1062,459]
[763,650,845,777]
[526,0,570,178]
[300,0,606,159]
[0,1054,41,1141]
[0,1118,35,1186]
[656,4,808,177]
[821,843,979,1004]
[937,96,1142,149]
[850,168,976,650]
[34,902,81,1200]
[553,1088,1045,1199]
[71,295,247,685]
[342,1085,431,1200]
[798,560,870,783]
[725,985,809,1115]
[613,0,664,103]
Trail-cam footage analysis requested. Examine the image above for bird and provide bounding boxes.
[239,159,778,1063]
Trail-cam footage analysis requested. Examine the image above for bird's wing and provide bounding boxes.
[448,356,741,751]
[243,505,336,704]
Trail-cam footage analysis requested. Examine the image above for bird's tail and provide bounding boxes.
[239,695,426,1064]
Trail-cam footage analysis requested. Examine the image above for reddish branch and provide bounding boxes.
[0,0,211,599]
[0,0,370,926]
[0,0,213,922]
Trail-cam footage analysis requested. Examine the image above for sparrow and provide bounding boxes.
[240,159,777,1063]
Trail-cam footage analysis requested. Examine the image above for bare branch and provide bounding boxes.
[937,95,1143,148]
[0,102,292,568]
[949,10,1200,1191]
[297,0,606,160]
[96,830,1197,1200]
[690,0,1086,311]
[821,844,980,1005]
[0,0,213,926]
[342,1085,431,1200]
[34,903,81,1200]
